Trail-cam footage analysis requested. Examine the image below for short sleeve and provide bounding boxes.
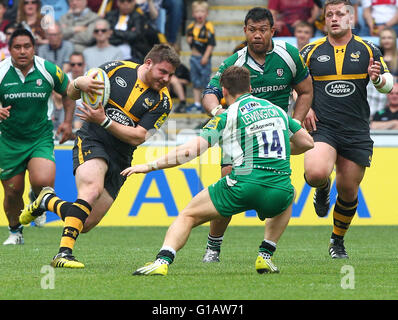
[199,113,227,147]
[44,60,69,94]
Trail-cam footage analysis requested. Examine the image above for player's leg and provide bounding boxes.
[51,158,108,268]
[26,157,56,227]
[81,189,114,233]
[82,152,128,232]
[203,165,232,262]
[134,188,222,276]
[2,173,25,245]
[304,141,337,217]
[328,156,365,259]
[256,189,295,274]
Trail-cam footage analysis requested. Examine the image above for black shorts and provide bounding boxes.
[311,125,373,167]
[72,130,132,200]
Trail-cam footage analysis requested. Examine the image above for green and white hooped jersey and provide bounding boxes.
[0,56,69,140]
[200,93,302,189]
[207,40,309,112]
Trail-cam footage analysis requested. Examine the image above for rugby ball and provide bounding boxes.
[81,67,110,109]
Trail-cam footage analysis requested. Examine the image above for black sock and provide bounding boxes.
[259,240,276,258]
[156,249,175,264]
[9,223,22,233]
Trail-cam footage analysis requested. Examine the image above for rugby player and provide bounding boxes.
[200,7,313,262]
[300,0,393,258]
[19,44,180,268]
[125,66,314,276]
[0,29,75,245]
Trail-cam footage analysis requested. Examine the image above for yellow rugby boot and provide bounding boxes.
[133,260,168,276]
[255,255,280,274]
[19,187,55,225]
[51,252,85,269]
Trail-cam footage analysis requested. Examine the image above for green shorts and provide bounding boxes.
[0,133,55,180]
[208,175,294,221]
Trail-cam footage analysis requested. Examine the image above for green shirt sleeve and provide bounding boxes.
[199,113,227,147]
[288,116,302,134]
[44,60,69,95]
[286,42,309,85]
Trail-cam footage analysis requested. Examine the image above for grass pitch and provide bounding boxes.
[1,225,397,301]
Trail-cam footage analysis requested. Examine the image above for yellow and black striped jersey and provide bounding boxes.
[79,60,172,157]
[186,21,216,55]
[101,60,171,130]
[300,35,389,134]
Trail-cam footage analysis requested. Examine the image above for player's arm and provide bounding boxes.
[122,113,226,176]
[290,43,313,122]
[57,93,75,143]
[290,127,314,155]
[67,73,105,100]
[105,120,148,146]
[50,63,75,143]
[76,102,148,146]
[368,57,393,94]
[288,117,314,155]
[291,75,313,122]
[202,59,230,116]
[202,90,224,116]
[0,103,11,120]
[121,136,210,176]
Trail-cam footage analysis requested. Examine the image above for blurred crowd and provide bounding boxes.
[0,0,397,136]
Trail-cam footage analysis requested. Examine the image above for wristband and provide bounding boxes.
[100,117,112,129]
[292,118,301,125]
[376,72,393,93]
[148,161,158,171]
[73,79,80,90]
[210,104,223,117]
[372,76,382,86]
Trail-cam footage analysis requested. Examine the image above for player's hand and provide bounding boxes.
[56,121,73,144]
[0,105,11,120]
[368,57,381,82]
[121,165,151,176]
[303,108,318,132]
[75,72,104,97]
[76,101,106,125]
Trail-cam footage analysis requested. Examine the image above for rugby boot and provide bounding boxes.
[313,177,331,217]
[20,187,55,225]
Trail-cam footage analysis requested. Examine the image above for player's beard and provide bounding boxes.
[12,56,33,72]
[248,41,268,55]
[148,74,167,91]
[328,27,350,39]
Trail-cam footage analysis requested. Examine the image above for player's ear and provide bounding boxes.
[270,26,276,37]
[222,86,228,98]
[144,58,153,68]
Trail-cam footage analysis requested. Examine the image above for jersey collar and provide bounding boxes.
[245,40,273,74]
[11,57,35,83]
[235,92,251,103]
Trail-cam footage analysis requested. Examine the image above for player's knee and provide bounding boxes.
[304,169,329,187]
[4,186,24,201]
[210,215,231,232]
[78,185,103,204]
[180,210,201,228]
